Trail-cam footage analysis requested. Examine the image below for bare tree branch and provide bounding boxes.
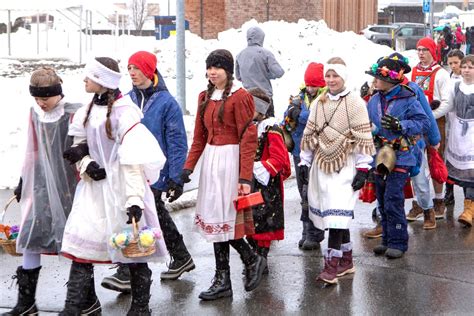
[131,0,147,35]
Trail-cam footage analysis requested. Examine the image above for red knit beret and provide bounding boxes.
[128,51,157,80]
[416,37,438,62]
[304,62,325,87]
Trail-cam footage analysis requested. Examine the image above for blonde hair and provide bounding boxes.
[320,57,347,102]
[30,67,62,87]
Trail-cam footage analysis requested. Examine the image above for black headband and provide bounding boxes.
[29,84,63,97]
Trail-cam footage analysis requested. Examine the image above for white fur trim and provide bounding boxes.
[84,59,122,89]
[324,63,348,83]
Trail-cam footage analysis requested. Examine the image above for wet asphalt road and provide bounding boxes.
[0,179,473,315]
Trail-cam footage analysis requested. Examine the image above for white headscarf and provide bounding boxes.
[324,63,348,83]
[84,58,122,89]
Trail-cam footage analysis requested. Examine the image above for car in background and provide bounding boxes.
[360,24,398,41]
[361,23,426,50]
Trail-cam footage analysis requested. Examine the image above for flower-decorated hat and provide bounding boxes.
[365,54,410,84]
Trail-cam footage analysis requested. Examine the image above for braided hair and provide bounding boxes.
[83,57,120,140]
[199,70,234,123]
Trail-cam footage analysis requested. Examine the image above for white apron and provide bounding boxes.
[194,144,239,242]
[308,154,358,230]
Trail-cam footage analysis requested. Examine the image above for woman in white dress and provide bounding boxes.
[182,49,266,300]
[435,54,474,227]
[60,57,166,315]
[300,57,375,285]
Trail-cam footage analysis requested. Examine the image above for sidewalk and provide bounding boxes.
[1,180,473,315]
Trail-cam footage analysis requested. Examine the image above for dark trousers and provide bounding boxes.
[151,188,190,260]
[214,239,256,270]
[375,170,410,252]
[328,229,350,250]
[293,156,325,242]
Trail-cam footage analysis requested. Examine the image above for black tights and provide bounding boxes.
[214,239,256,270]
[327,229,350,250]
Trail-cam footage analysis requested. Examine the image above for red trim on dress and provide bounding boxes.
[120,122,140,144]
[61,252,112,264]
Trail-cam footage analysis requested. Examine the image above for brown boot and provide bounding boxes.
[363,223,382,239]
[423,209,436,230]
[406,200,423,221]
[458,199,473,227]
[433,198,446,219]
[317,249,341,284]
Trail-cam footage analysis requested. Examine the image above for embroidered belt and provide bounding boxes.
[375,135,412,152]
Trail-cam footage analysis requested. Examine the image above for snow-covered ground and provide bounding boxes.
[0,18,421,189]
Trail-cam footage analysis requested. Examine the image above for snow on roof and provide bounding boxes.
[379,0,466,10]
[0,0,128,14]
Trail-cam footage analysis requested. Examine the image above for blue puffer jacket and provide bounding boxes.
[368,84,430,168]
[407,81,440,148]
[128,72,188,190]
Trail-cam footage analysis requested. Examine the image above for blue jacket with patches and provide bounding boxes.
[128,72,188,190]
[368,84,430,167]
[407,81,440,148]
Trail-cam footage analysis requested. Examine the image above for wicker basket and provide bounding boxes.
[0,196,22,257]
[121,217,156,258]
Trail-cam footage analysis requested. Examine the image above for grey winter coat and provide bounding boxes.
[235,26,284,98]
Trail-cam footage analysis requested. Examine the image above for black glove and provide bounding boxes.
[166,180,183,203]
[351,169,368,191]
[367,168,375,183]
[360,81,370,99]
[85,161,106,181]
[14,178,22,202]
[126,205,143,224]
[381,114,402,131]
[180,169,192,184]
[299,165,310,186]
[430,100,441,110]
[287,104,302,122]
[63,142,89,165]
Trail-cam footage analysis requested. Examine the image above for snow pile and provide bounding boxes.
[0,18,408,188]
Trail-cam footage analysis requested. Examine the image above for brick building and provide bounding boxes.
[185,0,378,39]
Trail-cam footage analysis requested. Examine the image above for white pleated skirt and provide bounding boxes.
[194,144,240,242]
[308,154,358,230]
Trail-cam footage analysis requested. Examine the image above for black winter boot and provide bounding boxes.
[4,266,41,315]
[445,183,455,206]
[80,273,101,315]
[256,246,270,275]
[244,254,267,292]
[198,269,232,301]
[59,262,94,316]
[127,263,152,316]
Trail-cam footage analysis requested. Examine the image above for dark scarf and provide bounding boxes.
[93,89,121,106]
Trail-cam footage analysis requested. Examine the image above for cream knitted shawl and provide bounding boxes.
[301,92,375,173]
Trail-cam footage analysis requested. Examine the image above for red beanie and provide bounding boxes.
[304,62,325,87]
[128,51,157,80]
[416,37,438,62]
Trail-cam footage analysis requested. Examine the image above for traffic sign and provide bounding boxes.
[423,0,430,13]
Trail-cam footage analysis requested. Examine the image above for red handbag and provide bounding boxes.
[427,146,448,183]
[359,181,376,203]
[403,178,414,199]
[233,192,264,239]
